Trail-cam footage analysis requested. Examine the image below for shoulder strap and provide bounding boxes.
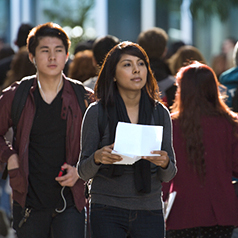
[11,77,35,133]
[153,103,164,150]
[153,103,164,126]
[69,80,89,115]
[98,101,108,142]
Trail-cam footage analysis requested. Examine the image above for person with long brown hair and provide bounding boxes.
[78,41,177,237]
[165,61,238,237]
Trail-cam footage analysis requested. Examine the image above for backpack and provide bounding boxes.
[2,76,91,180]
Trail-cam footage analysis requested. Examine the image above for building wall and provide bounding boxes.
[1,0,238,66]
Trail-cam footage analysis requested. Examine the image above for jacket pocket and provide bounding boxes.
[8,168,25,194]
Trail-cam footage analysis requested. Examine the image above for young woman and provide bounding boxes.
[165,61,238,237]
[78,41,177,238]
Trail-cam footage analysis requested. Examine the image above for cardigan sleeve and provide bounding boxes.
[157,104,177,182]
[78,102,101,181]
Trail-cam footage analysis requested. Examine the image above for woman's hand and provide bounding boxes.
[142,150,169,168]
[7,154,19,170]
[94,143,122,165]
[55,163,79,187]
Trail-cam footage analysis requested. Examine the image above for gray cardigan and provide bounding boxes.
[78,101,177,210]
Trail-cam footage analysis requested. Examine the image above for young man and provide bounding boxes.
[0,22,93,238]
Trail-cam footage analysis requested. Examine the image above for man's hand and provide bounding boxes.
[55,163,79,187]
[7,154,19,170]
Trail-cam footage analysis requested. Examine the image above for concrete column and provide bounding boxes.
[141,0,155,31]
[180,0,192,44]
[22,0,31,23]
[10,0,21,51]
[94,0,108,37]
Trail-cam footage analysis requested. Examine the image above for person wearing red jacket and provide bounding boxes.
[164,61,238,237]
[0,22,93,238]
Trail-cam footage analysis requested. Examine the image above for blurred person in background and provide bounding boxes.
[137,27,177,109]
[211,37,237,78]
[0,45,15,61]
[168,45,206,76]
[165,40,185,60]
[1,46,36,92]
[0,23,33,89]
[219,41,238,111]
[68,50,97,83]
[83,35,120,90]
[164,61,238,238]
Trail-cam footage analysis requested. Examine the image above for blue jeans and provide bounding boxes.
[13,201,86,238]
[90,203,165,238]
[0,174,11,218]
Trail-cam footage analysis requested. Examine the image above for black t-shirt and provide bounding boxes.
[26,86,74,210]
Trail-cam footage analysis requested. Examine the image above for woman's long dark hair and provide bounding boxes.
[94,41,160,107]
[171,61,238,180]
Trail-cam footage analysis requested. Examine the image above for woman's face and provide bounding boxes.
[114,53,147,93]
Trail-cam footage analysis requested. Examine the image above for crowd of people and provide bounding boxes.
[0,21,237,238]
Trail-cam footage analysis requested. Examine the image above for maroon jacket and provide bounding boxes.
[163,116,238,230]
[0,75,93,212]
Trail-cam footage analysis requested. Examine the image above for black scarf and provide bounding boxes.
[106,90,154,193]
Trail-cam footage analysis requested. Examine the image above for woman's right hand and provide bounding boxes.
[94,143,122,165]
[7,154,19,170]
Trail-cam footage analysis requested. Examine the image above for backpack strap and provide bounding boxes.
[69,79,91,115]
[98,101,108,144]
[153,102,164,126]
[153,103,164,150]
[11,77,35,135]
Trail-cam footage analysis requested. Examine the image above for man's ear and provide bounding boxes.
[65,52,69,63]
[29,53,34,64]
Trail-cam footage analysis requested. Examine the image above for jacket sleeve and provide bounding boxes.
[0,87,17,163]
[78,102,101,181]
[157,104,177,182]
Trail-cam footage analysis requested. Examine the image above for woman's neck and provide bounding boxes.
[119,90,141,108]
[119,90,141,124]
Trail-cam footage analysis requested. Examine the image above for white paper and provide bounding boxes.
[112,122,163,165]
[164,191,177,221]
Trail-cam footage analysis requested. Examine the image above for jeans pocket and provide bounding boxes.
[147,209,163,216]
[8,168,25,194]
[91,203,109,212]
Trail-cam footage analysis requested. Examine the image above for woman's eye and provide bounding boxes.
[138,61,145,66]
[123,63,131,67]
